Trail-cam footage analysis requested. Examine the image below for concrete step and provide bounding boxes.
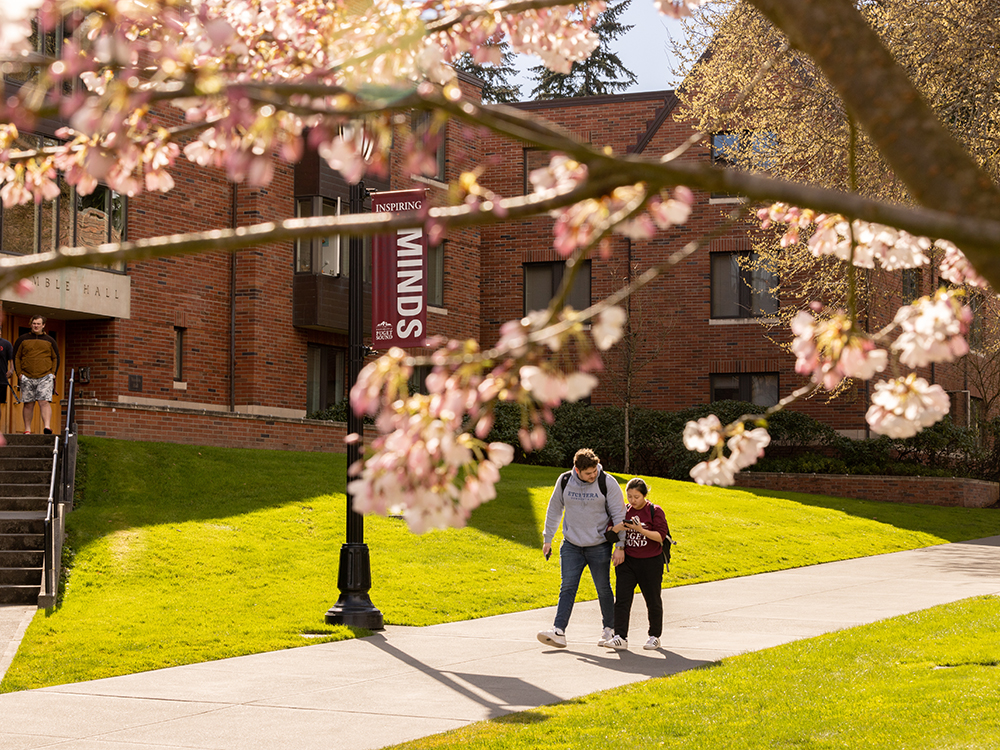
[3,434,57,448]
[0,550,43,568]
[0,584,41,604]
[0,496,48,513]
[0,513,46,535]
[0,567,42,586]
[0,457,53,472]
[0,532,44,551]
[1,446,58,459]
[1,471,52,485]
[0,483,50,499]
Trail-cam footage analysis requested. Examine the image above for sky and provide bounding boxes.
[509,1,692,98]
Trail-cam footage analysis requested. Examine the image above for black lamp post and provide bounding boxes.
[325,180,384,630]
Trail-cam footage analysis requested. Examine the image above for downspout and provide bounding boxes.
[229,182,237,412]
[624,237,633,473]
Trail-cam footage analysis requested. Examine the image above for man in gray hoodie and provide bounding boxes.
[538,448,626,648]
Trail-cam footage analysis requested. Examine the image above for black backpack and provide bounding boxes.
[645,501,675,569]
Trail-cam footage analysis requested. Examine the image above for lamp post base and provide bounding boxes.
[325,542,384,630]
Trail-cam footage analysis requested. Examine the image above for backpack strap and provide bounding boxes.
[559,471,571,492]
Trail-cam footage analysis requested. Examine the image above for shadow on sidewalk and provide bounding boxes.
[363,633,563,718]
[539,647,711,679]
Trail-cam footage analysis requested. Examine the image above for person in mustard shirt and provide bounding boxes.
[13,315,60,435]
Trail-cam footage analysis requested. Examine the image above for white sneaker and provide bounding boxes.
[604,634,628,650]
[597,626,614,647]
[643,636,660,650]
[537,627,567,648]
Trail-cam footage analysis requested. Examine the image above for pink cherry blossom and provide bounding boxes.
[891,289,971,368]
[789,308,886,390]
[866,375,950,438]
[690,457,737,486]
[727,427,771,470]
[935,240,989,288]
[682,414,723,453]
[591,306,627,350]
[654,0,711,19]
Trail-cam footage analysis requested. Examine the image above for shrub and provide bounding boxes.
[307,397,997,482]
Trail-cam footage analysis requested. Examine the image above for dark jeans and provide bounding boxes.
[553,540,614,631]
[613,554,664,639]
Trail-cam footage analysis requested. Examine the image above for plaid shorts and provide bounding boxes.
[20,373,54,403]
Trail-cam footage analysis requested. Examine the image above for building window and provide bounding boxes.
[296,197,341,275]
[296,196,371,281]
[711,252,778,318]
[4,19,64,87]
[411,112,446,181]
[524,260,591,315]
[901,268,922,304]
[710,131,777,200]
[0,134,125,269]
[427,242,444,307]
[307,344,346,414]
[173,327,185,382]
[710,373,779,407]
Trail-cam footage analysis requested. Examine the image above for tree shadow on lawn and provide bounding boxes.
[72,437,357,536]
[739,486,1000,543]
[75,437,548,549]
[467,487,544,549]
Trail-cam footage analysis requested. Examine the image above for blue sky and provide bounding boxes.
[510,1,689,97]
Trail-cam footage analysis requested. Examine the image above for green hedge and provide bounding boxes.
[310,399,999,483]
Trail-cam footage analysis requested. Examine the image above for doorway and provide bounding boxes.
[2,315,65,436]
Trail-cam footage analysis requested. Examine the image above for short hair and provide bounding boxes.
[625,477,648,496]
[30,315,45,325]
[573,448,599,471]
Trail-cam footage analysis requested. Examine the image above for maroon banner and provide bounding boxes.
[371,189,427,349]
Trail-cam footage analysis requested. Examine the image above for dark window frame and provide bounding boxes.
[710,251,779,319]
[173,327,185,382]
[523,259,592,316]
[710,372,780,407]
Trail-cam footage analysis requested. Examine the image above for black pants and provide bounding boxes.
[613,554,664,639]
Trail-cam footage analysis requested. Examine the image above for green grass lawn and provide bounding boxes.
[2,436,999,693]
[386,595,1000,750]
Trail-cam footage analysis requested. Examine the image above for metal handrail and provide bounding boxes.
[43,435,60,603]
[60,369,76,506]
[41,368,76,606]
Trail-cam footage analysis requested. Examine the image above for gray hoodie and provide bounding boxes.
[543,464,626,548]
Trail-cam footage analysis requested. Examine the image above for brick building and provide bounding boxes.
[0,83,986,448]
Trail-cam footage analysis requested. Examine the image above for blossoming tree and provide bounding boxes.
[1,0,998,530]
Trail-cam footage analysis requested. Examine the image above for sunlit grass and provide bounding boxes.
[2,436,998,692]
[387,596,1000,750]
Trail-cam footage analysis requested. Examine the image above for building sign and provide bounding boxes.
[0,266,131,319]
[371,189,427,349]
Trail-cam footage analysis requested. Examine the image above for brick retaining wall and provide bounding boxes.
[734,472,999,509]
[74,400,347,453]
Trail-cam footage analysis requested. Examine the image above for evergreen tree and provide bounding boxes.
[528,0,638,99]
[453,39,523,104]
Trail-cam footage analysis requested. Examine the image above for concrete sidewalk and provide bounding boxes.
[2,536,999,750]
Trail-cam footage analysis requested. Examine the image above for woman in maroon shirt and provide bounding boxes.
[603,478,671,651]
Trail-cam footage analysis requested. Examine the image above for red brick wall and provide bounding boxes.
[54,84,994,446]
[734,472,999,508]
[75,400,347,453]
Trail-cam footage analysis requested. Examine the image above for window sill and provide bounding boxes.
[709,196,746,205]
[173,381,187,390]
[428,305,447,315]
[410,174,447,189]
[709,317,778,326]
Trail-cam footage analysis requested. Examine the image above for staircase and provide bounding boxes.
[0,434,56,605]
